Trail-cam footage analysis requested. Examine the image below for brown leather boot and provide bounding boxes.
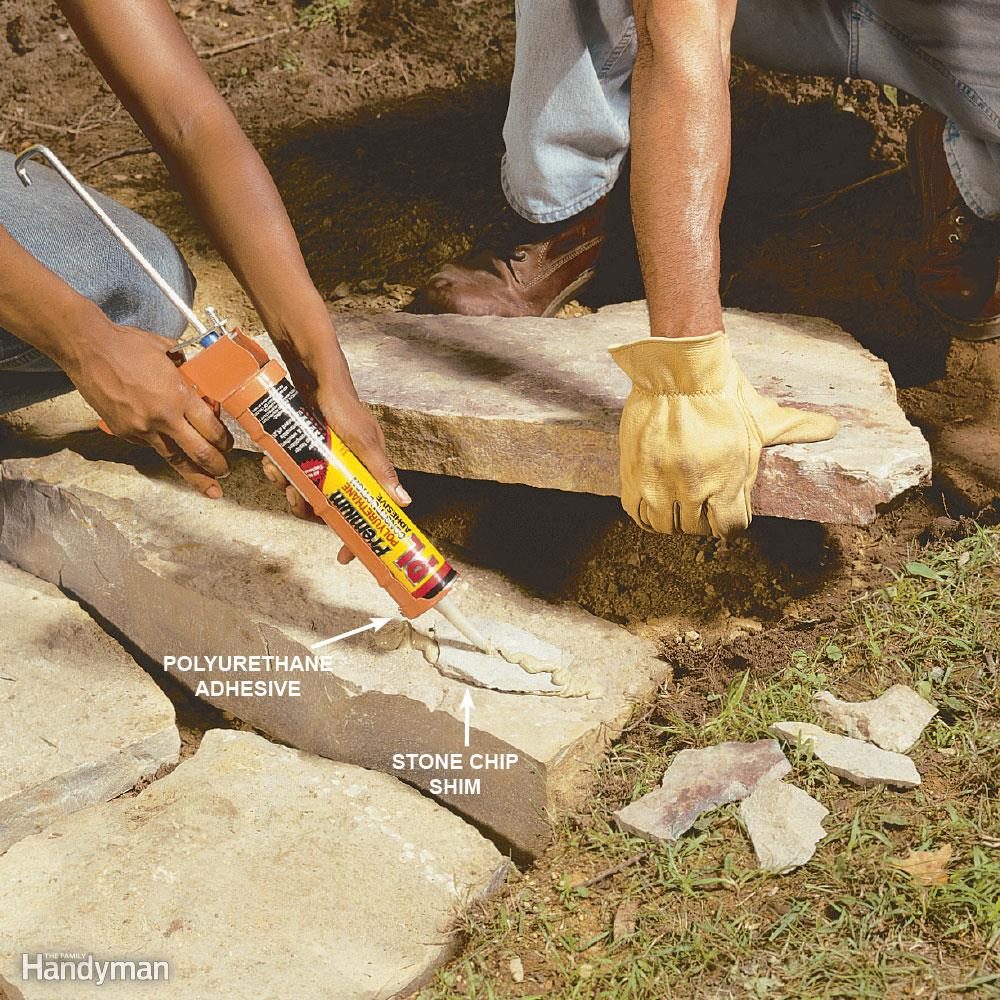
[909,109,1000,342]
[409,197,607,317]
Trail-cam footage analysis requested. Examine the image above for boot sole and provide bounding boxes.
[917,291,1000,342]
[541,268,597,318]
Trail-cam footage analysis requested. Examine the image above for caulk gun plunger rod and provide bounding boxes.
[435,595,494,656]
[13,144,208,338]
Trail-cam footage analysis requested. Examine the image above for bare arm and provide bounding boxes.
[58,0,407,507]
[630,0,737,338]
[0,225,231,496]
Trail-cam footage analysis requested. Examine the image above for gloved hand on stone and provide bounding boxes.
[609,330,839,540]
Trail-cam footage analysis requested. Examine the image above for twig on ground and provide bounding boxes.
[571,850,651,891]
[197,26,293,58]
[784,163,907,219]
[80,145,154,176]
[20,117,91,137]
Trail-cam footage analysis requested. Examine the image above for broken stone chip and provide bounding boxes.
[739,779,829,874]
[813,685,937,753]
[614,739,791,844]
[769,721,921,789]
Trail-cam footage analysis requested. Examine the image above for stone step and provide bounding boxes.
[0,450,668,860]
[0,560,179,854]
[0,729,508,999]
[303,303,928,525]
[0,305,930,526]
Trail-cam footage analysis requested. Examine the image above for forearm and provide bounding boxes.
[0,225,107,372]
[631,0,736,338]
[154,114,330,346]
[59,1,328,352]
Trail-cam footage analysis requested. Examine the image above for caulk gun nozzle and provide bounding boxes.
[435,595,494,656]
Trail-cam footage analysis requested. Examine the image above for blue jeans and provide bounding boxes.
[503,0,1000,223]
[0,151,194,414]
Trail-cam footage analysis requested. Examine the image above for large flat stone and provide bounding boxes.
[0,559,179,854]
[0,450,667,860]
[0,391,98,442]
[243,303,928,525]
[0,729,507,999]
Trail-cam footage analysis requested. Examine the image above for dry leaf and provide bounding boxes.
[612,899,639,941]
[891,844,953,885]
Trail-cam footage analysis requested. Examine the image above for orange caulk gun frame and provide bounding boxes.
[14,144,492,654]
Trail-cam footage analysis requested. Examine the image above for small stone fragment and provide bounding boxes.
[813,685,937,752]
[739,780,829,874]
[613,899,640,941]
[769,721,921,788]
[509,956,525,983]
[614,740,791,844]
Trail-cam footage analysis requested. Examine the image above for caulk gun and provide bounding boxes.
[14,144,492,654]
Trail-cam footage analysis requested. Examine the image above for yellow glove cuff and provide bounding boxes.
[609,330,732,395]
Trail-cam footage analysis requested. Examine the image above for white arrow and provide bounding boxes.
[460,689,475,748]
[311,617,393,650]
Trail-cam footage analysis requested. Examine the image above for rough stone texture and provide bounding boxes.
[0,450,667,860]
[770,721,921,789]
[613,739,790,844]
[0,730,508,999]
[814,686,938,753]
[0,392,98,442]
[0,560,179,854]
[233,303,930,526]
[739,780,829,874]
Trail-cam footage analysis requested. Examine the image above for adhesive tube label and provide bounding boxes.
[246,377,456,601]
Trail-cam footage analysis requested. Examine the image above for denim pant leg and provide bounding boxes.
[501,0,636,223]
[505,0,1000,224]
[733,0,1000,220]
[0,150,195,415]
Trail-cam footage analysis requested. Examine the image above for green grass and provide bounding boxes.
[296,0,353,29]
[418,527,1000,999]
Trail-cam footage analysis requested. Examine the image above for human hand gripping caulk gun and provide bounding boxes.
[14,145,492,654]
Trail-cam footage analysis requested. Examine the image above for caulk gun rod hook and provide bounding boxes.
[13,144,207,337]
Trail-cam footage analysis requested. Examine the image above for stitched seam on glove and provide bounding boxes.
[736,378,766,446]
[632,389,727,398]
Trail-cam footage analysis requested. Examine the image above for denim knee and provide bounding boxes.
[106,225,196,341]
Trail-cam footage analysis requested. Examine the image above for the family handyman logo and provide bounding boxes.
[20,952,169,986]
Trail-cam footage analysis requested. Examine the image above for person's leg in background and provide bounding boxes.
[0,150,195,415]
[731,0,1000,341]
[410,0,635,317]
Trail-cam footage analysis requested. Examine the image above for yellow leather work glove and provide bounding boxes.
[610,331,839,540]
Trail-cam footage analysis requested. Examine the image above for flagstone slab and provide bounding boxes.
[0,560,178,854]
[0,730,507,999]
[279,303,927,525]
[0,450,667,860]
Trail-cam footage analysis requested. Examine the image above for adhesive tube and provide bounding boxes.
[180,329,487,642]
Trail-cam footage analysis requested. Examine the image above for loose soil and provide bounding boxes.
[1,2,998,997]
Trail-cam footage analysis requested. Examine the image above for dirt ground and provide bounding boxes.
[1,1,998,995]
